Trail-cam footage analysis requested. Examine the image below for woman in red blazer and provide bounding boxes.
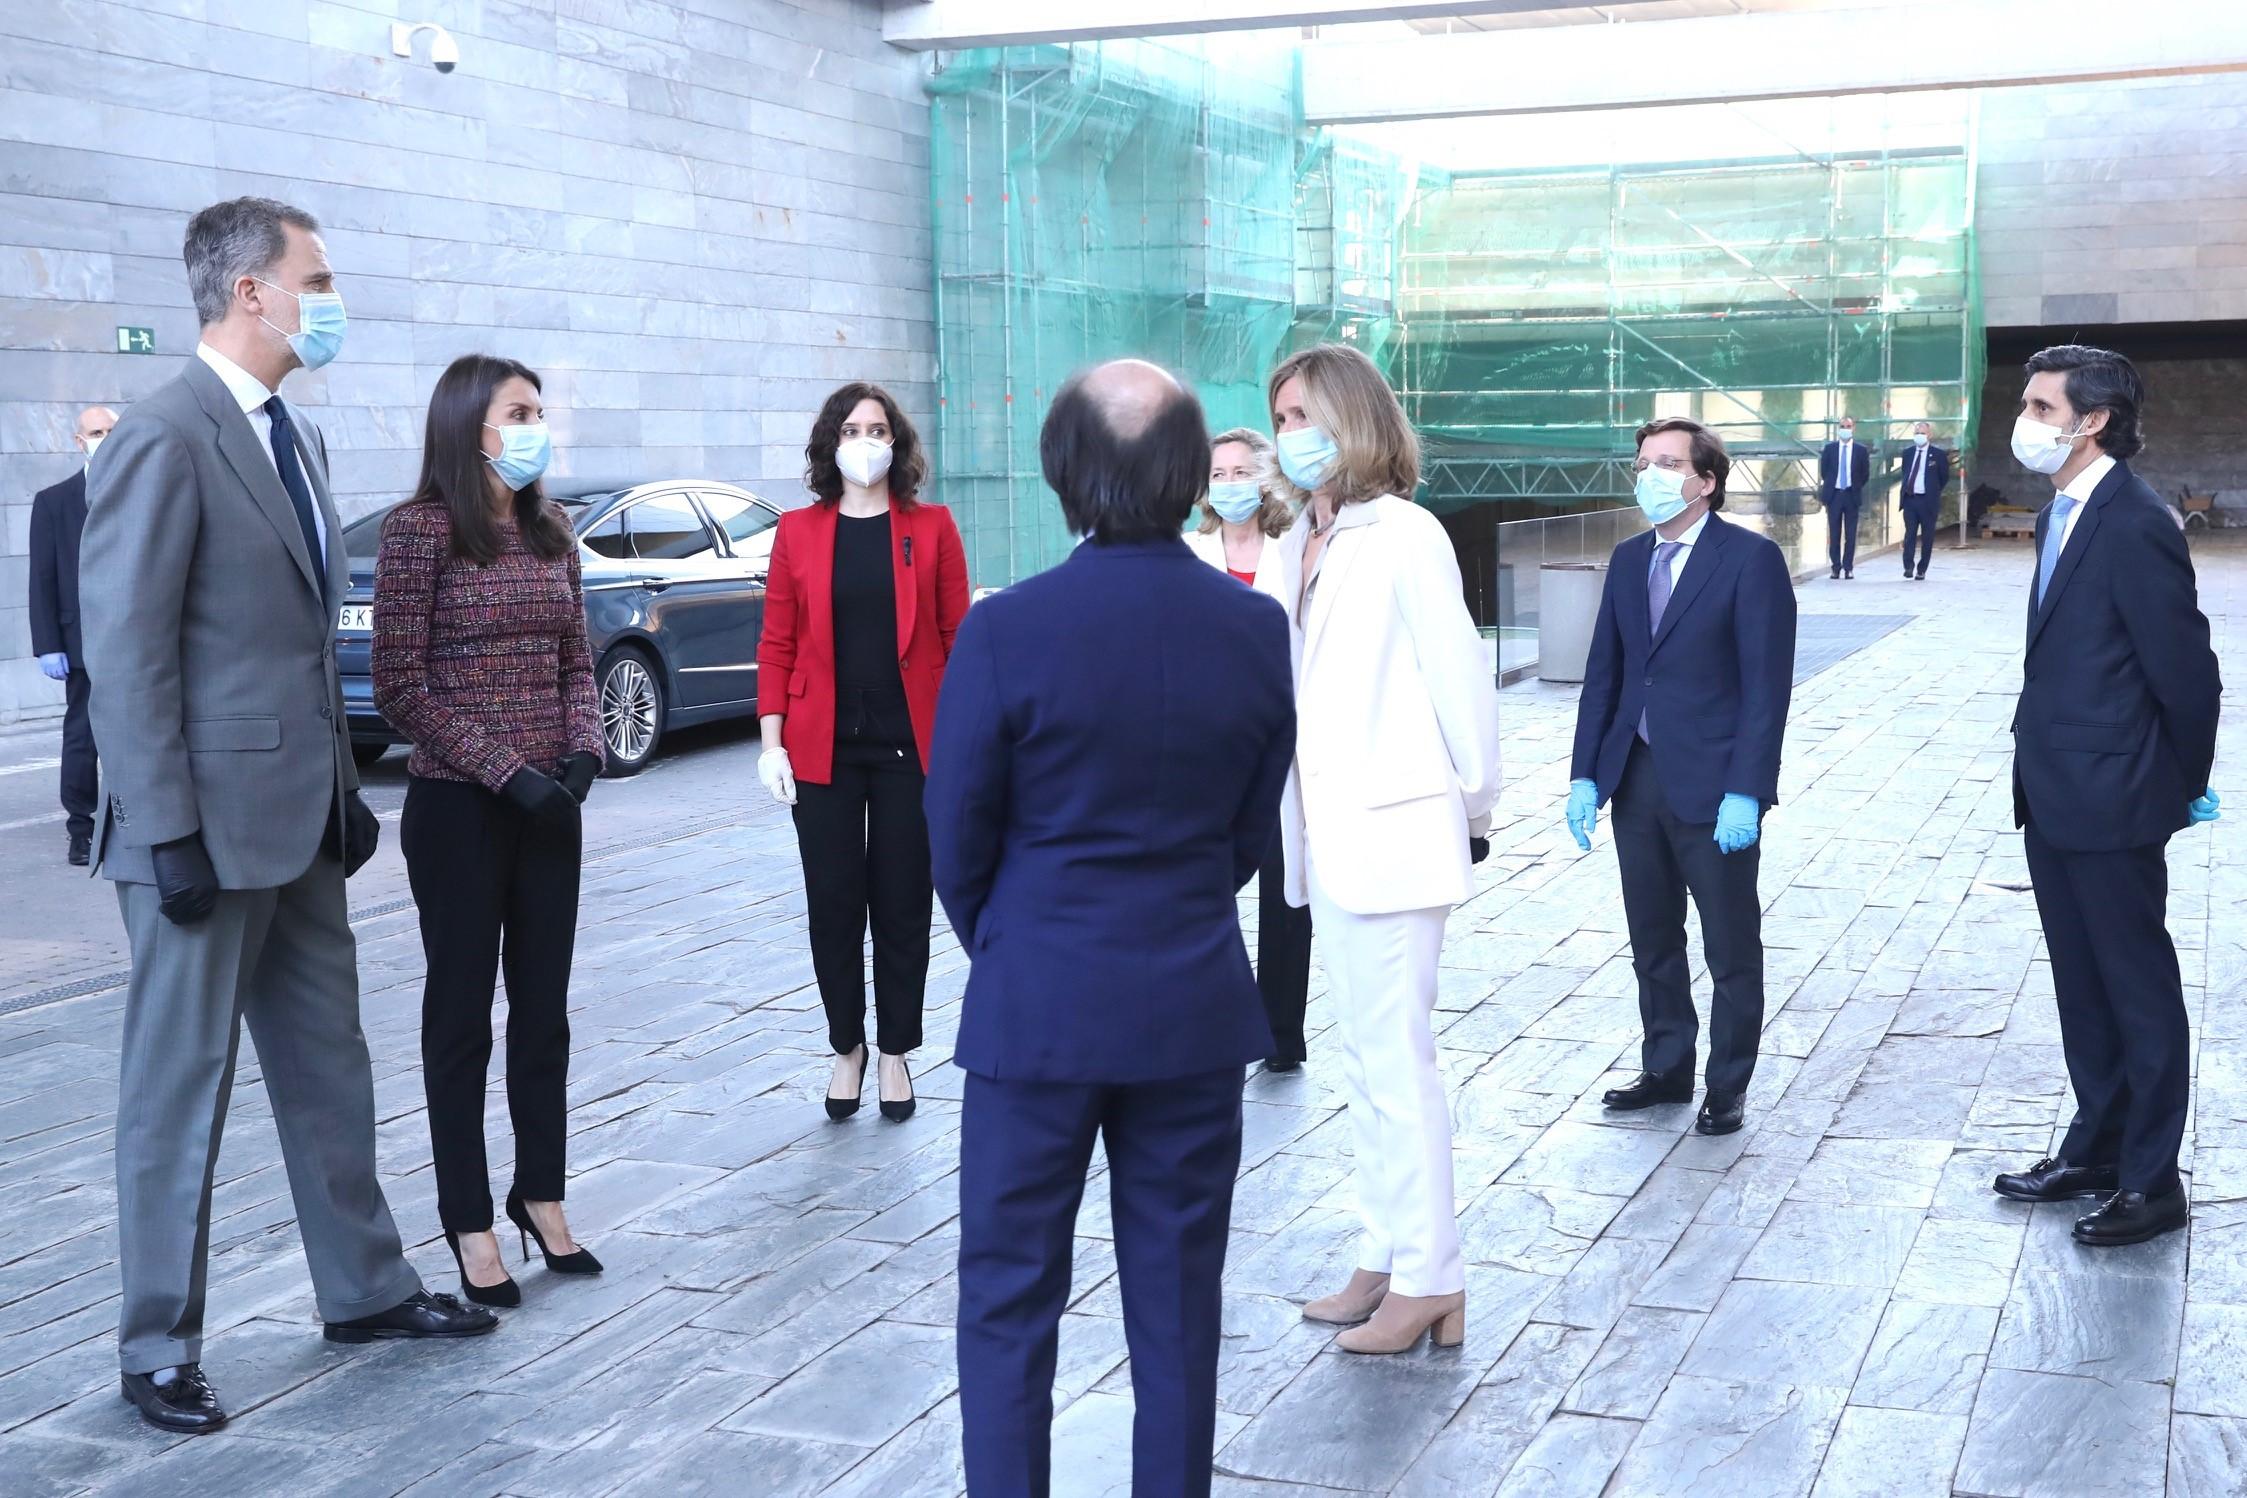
[757,383,969,1123]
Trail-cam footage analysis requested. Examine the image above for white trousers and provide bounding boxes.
[1309,876,1462,1298]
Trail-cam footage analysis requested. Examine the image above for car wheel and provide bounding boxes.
[599,645,665,776]
[351,742,389,769]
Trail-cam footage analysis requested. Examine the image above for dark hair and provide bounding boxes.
[1635,416,1730,510]
[805,382,926,506]
[1042,365,1210,543]
[184,197,319,326]
[2023,344,2145,459]
[406,354,574,565]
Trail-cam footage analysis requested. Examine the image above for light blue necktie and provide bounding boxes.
[2036,494,2078,608]
[1638,540,1684,742]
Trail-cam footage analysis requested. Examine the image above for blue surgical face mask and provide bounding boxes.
[484,421,552,491]
[1207,480,1264,525]
[1634,462,1691,526]
[1276,425,1339,492]
[254,278,347,371]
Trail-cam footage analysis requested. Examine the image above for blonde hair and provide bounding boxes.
[1266,344,1420,507]
[1199,427,1294,538]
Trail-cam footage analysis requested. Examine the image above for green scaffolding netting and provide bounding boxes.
[930,38,1985,603]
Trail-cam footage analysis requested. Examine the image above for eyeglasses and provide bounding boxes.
[1629,456,1697,474]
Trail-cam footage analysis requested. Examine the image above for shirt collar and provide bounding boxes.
[196,342,276,416]
[2060,452,2117,504]
[1660,511,1712,550]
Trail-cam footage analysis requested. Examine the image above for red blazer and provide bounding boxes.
[756,499,971,784]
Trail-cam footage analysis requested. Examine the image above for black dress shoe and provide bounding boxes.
[1830,566,1841,579]
[2074,1186,2189,1246]
[1696,1093,1746,1136]
[1915,569,1928,580]
[323,1290,499,1344]
[68,831,91,867]
[1602,1073,1693,1110]
[1265,1057,1303,1075]
[120,1364,227,1434]
[1992,1156,2120,1203]
[1844,569,1854,580]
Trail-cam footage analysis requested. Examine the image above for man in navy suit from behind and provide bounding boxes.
[1991,345,2221,1247]
[1566,417,1797,1139]
[928,359,1295,1497]
[1817,413,1872,578]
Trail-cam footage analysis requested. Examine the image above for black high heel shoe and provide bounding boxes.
[504,1191,603,1276]
[827,1044,868,1121]
[878,1053,916,1123]
[444,1230,522,1308]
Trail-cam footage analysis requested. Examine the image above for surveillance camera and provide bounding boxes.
[391,21,459,75]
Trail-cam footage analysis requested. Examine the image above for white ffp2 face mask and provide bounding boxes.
[837,438,893,489]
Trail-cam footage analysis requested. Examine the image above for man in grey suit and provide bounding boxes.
[82,197,497,1436]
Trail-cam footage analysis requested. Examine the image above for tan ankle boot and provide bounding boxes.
[1302,1269,1391,1326]
[1334,1290,1466,1354]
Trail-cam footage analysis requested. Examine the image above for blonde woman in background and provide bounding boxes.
[1271,344,1502,1355]
[1188,427,1313,1072]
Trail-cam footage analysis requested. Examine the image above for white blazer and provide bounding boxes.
[1277,494,1502,914]
[1185,525,1291,609]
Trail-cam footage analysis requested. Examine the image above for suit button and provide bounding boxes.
[1643,677,1653,687]
[320,705,333,720]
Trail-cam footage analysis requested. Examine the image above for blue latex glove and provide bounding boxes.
[1714,793,1761,855]
[1565,779,1599,851]
[37,652,68,681]
[2189,790,2221,826]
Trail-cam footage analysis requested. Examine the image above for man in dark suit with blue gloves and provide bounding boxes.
[1991,346,2221,1247]
[928,358,1295,1497]
[28,405,118,867]
[1565,417,1797,1138]
[1894,419,1950,581]
[1818,414,1872,578]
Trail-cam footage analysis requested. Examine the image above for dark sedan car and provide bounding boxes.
[337,478,783,775]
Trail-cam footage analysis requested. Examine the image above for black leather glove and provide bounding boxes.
[503,766,579,828]
[342,791,380,877]
[151,833,219,926]
[556,752,601,804]
[1469,836,1491,865]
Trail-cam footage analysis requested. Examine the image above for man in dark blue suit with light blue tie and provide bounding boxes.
[1566,418,1796,1138]
[1992,346,2221,1247]
[928,359,1295,1497]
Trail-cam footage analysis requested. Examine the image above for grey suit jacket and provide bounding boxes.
[81,356,357,889]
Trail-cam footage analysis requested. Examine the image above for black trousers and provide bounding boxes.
[1611,741,1764,1098]
[1825,500,1861,573]
[2024,821,2188,1196]
[61,667,97,839]
[1901,502,1938,575]
[401,775,581,1233]
[1256,832,1313,1063]
[792,744,930,1056]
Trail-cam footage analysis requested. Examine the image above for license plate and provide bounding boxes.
[337,604,373,634]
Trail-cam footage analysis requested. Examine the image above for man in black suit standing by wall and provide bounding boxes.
[1894,420,1950,581]
[29,404,118,866]
[1817,414,1872,579]
[1992,345,2221,1247]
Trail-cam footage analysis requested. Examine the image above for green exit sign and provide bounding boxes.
[116,327,155,354]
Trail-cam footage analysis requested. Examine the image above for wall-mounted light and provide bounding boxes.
[390,21,460,74]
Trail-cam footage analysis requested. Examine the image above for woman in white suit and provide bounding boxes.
[1187,428,1313,1072]
[1270,344,1502,1355]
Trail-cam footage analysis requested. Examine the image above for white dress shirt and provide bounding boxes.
[1649,508,1710,593]
[2053,452,2114,554]
[196,342,328,557]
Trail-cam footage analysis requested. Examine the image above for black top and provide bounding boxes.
[831,509,912,747]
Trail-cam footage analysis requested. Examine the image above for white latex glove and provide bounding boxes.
[759,747,797,806]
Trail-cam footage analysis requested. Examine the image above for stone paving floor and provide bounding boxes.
[1,537,2243,1497]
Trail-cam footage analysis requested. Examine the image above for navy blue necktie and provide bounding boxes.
[263,396,326,594]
